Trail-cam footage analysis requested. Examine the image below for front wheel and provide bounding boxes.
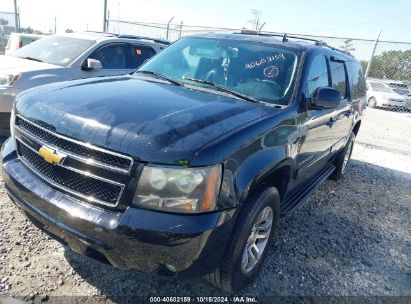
[205,187,280,293]
[330,133,355,180]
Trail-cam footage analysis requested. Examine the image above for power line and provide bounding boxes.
[248,9,262,31]
[309,11,411,33]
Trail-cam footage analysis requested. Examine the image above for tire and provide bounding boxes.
[330,132,355,180]
[205,187,280,293]
[368,97,377,108]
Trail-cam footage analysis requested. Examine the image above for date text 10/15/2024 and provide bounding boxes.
[149,296,258,303]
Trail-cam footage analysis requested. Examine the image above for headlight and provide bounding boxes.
[0,74,20,87]
[133,165,222,213]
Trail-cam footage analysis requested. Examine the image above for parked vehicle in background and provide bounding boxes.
[384,79,411,96]
[5,33,45,55]
[0,31,168,136]
[1,32,366,292]
[366,79,411,111]
[0,25,6,55]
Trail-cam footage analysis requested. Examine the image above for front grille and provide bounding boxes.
[15,116,132,172]
[17,142,123,205]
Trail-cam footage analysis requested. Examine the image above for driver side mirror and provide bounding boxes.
[83,58,102,71]
[308,87,341,110]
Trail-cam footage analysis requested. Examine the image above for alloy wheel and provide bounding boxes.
[241,206,273,274]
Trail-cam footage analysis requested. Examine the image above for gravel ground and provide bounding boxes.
[0,109,410,303]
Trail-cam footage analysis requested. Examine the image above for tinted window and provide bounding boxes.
[330,61,347,98]
[347,61,366,100]
[12,35,94,66]
[90,44,130,69]
[130,45,156,69]
[306,55,329,97]
[21,36,40,46]
[369,81,391,92]
[139,37,302,105]
[388,83,409,95]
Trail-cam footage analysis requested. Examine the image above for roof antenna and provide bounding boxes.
[282,33,288,42]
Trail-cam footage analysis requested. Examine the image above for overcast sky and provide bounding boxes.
[1,0,410,41]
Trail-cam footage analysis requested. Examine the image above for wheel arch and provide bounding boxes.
[352,120,362,136]
[234,149,295,205]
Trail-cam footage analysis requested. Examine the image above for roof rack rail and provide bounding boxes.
[235,31,353,57]
[117,34,170,45]
[82,32,170,45]
[83,31,118,37]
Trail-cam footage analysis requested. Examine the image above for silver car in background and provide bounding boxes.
[366,79,411,111]
[0,32,168,135]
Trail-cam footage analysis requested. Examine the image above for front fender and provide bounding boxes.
[234,146,288,202]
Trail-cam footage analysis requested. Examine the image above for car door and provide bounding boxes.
[81,43,134,78]
[328,57,353,153]
[296,54,336,182]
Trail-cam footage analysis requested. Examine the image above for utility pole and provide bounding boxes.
[365,30,382,79]
[14,0,19,32]
[248,9,262,31]
[166,16,175,41]
[54,16,57,33]
[178,21,183,39]
[117,1,120,34]
[103,0,108,32]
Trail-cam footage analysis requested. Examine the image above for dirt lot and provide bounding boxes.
[0,108,410,303]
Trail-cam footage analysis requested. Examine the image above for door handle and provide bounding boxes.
[326,117,336,127]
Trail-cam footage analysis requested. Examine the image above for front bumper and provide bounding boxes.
[1,138,235,277]
[381,98,411,110]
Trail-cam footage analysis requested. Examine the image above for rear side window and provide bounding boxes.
[306,55,329,97]
[330,61,347,99]
[130,45,156,69]
[347,61,366,100]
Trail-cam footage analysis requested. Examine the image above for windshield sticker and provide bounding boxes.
[245,54,285,70]
[263,66,279,78]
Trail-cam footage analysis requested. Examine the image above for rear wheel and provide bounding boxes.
[368,97,377,108]
[330,133,355,180]
[205,187,280,293]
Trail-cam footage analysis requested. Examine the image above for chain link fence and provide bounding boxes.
[0,11,18,54]
[109,19,411,153]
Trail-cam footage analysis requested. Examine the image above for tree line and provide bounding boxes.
[361,50,411,82]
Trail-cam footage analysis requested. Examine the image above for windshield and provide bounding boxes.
[11,35,95,66]
[138,36,301,105]
[369,81,392,93]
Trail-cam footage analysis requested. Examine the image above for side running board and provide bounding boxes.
[280,164,335,214]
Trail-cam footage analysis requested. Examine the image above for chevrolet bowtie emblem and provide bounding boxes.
[38,146,65,165]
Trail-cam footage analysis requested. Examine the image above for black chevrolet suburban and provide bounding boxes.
[1,32,366,292]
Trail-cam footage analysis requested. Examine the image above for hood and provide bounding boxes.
[0,55,61,75]
[15,76,275,164]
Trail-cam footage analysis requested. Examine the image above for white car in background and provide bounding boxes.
[5,33,45,55]
[0,31,168,136]
[366,79,411,111]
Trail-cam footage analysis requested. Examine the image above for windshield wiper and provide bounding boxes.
[183,76,259,103]
[20,56,43,63]
[135,70,182,86]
